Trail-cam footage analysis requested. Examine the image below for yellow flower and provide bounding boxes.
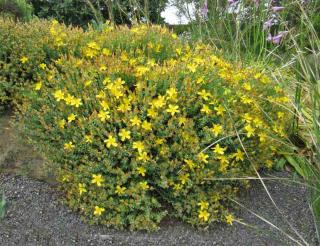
[187,63,197,73]
[78,183,87,195]
[242,113,253,123]
[242,82,252,91]
[85,134,93,143]
[196,76,205,84]
[100,65,107,71]
[139,181,150,190]
[137,151,150,162]
[184,159,196,169]
[197,90,211,101]
[147,108,158,118]
[258,132,267,143]
[20,56,28,64]
[214,105,225,116]
[39,63,47,69]
[198,152,209,164]
[64,142,75,151]
[142,121,152,131]
[53,90,65,101]
[68,97,82,107]
[65,94,75,105]
[118,129,131,141]
[91,174,104,187]
[115,185,126,195]
[200,104,211,115]
[150,95,166,108]
[67,113,76,123]
[130,116,141,127]
[137,166,146,176]
[218,155,229,165]
[96,91,105,99]
[233,149,244,161]
[277,112,284,119]
[102,48,111,56]
[253,117,263,128]
[135,65,150,77]
[104,135,118,148]
[94,206,105,216]
[100,100,109,110]
[155,138,165,145]
[225,214,234,225]
[84,80,92,87]
[241,96,253,105]
[101,77,111,86]
[58,119,66,129]
[173,183,182,191]
[211,124,223,137]
[34,82,42,91]
[133,141,145,153]
[198,210,210,222]
[178,117,187,126]
[179,173,189,184]
[212,144,227,155]
[244,124,255,138]
[198,201,209,210]
[166,104,180,116]
[166,88,178,100]
[98,111,110,122]
[87,41,100,50]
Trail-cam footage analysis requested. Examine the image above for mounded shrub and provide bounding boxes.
[19,23,290,230]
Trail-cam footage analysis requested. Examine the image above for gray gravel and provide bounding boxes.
[0,172,317,246]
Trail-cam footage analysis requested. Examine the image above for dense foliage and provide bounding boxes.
[9,20,291,230]
[30,0,168,27]
[0,18,88,106]
[0,0,33,21]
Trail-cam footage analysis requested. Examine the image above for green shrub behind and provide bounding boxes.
[0,0,33,21]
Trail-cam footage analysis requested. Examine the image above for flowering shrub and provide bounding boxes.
[0,18,86,106]
[19,23,290,230]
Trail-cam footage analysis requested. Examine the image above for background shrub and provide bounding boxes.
[19,23,290,230]
[0,0,33,21]
[29,0,168,27]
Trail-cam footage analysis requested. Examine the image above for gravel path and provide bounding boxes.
[0,172,317,246]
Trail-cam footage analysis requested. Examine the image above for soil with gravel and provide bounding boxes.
[0,172,317,246]
[0,112,318,245]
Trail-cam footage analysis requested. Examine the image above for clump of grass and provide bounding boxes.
[183,0,320,243]
[0,192,5,220]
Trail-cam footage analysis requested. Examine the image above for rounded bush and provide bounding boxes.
[20,24,289,230]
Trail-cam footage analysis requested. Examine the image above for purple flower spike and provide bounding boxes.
[200,0,208,18]
[267,31,288,44]
[228,0,239,5]
[263,18,274,30]
[272,6,285,12]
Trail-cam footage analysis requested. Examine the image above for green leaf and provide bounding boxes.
[0,192,6,219]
